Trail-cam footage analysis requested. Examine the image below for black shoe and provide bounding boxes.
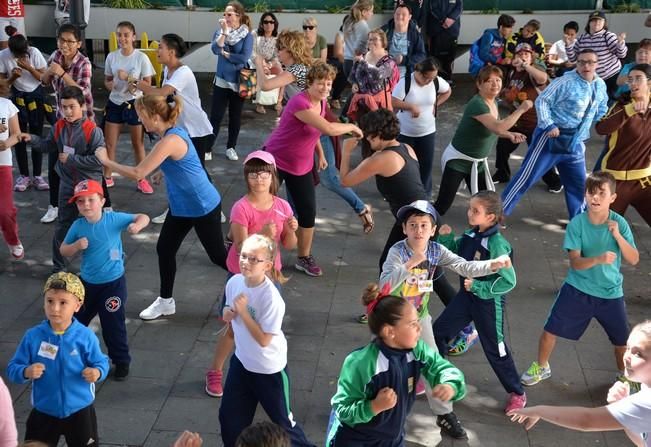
[492,172,510,184]
[437,412,467,439]
[113,363,129,381]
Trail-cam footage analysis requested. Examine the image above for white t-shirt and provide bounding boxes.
[549,40,568,64]
[225,274,287,375]
[0,98,18,166]
[0,47,47,92]
[163,65,213,138]
[393,74,450,137]
[607,387,651,446]
[105,49,155,105]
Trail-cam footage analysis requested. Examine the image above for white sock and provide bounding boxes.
[158,297,174,303]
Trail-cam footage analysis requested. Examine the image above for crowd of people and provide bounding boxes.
[0,1,650,446]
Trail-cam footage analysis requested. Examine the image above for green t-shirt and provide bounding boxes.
[448,94,498,174]
[564,210,635,299]
[311,34,328,60]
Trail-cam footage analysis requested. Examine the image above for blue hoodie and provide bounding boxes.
[7,319,109,419]
[469,28,506,77]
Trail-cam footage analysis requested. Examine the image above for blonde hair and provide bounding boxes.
[135,95,183,126]
[631,320,651,347]
[303,17,318,27]
[368,28,388,49]
[346,0,374,24]
[241,234,288,285]
[276,30,312,67]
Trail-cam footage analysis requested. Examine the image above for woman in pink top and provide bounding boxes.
[264,61,362,277]
[205,150,298,398]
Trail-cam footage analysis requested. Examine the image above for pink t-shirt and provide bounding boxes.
[226,195,294,273]
[264,91,325,176]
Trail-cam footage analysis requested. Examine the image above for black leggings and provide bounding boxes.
[277,168,316,228]
[191,134,216,169]
[157,203,227,298]
[434,166,488,216]
[210,85,245,149]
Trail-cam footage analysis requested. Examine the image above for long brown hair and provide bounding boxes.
[226,1,251,30]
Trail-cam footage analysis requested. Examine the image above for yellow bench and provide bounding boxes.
[108,31,163,87]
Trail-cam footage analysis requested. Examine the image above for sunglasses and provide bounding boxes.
[263,20,275,24]
[302,25,316,30]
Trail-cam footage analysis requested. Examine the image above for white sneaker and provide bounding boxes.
[221,211,227,223]
[152,208,168,224]
[204,152,213,161]
[225,148,238,161]
[139,297,176,320]
[40,205,58,224]
[9,243,24,260]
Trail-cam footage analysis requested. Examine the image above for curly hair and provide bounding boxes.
[276,29,312,67]
[306,61,337,85]
[359,109,400,141]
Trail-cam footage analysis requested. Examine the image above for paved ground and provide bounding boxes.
[1,72,649,447]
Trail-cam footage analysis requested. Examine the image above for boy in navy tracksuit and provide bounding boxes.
[60,179,150,380]
[7,272,109,447]
[30,85,108,272]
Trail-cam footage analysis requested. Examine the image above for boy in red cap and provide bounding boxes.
[60,179,149,380]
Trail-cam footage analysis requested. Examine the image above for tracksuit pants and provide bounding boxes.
[25,404,98,447]
[219,355,315,447]
[501,126,587,218]
[76,275,130,366]
[433,291,524,396]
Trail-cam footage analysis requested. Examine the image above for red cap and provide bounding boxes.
[68,179,104,204]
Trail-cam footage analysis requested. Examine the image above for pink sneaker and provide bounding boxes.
[505,392,527,414]
[415,378,426,396]
[14,175,31,192]
[33,176,50,191]
[205,370,223,397]
[137,178,154,194]
[105,177,115,188]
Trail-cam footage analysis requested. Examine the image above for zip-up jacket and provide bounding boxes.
[381,19,427,75]
[427,0,462,37]
[380,239,500,319]
[328,339,465,445]
[504,29,546,61]
[535,69,608,142]
[32,118,105,193]
[438,225,516,299]
[7,319,109,419]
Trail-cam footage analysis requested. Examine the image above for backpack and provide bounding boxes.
[403,71,440,116]
[53,119,96,145]
[468,32,495,77]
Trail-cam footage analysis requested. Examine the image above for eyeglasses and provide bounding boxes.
[58,38,78,46]
[224,12,239,17]
[263,20,275,24]
[239,253,270,264]
[576,59,598,66]
[627,75,648,84]
[368,37,381,42]
[247,171,272,180]
[302,25,316,30]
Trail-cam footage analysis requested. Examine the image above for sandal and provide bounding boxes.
[255,105,266,114]
[358,204,374,234]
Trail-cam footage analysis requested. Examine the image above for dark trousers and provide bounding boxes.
[277,168,316,228]
[433,291,524,395]
[219,355,315,447]
[25,405,98,447]
[76,275,130,365]
[210,85,245,149]
[14,87,46,177]
[429,31,458,81]
[494,129,561,189]
[329,58,348,101]
[434,166,488,216]
[398,132,436,196]
[157,203,227,298]
[191,134,216,169]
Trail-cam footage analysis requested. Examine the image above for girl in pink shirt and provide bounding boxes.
[205,150,298,398]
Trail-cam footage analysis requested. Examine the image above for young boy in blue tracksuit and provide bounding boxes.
[60,179,150,381]
[7,272,109,447]
[468,14,516,77]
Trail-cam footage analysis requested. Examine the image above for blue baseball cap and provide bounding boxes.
[396,200,439,223]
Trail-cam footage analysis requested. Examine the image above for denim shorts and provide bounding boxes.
[104,99,140,125]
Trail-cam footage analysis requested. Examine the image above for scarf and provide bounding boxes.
[225,25,249,46]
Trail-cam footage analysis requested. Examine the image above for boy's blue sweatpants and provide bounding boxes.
[433,291,524,395]
[219,355,315,447]
[501,126,587,219]
[76,275,130,366]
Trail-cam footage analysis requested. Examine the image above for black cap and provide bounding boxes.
[589,10,606,21]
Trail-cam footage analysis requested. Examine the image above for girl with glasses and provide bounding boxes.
[205,150,297,399]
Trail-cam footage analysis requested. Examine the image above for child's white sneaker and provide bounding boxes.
[139,297,176,320]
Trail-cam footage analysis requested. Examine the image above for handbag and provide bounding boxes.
[547,128,579,154]
[238,67,257,99]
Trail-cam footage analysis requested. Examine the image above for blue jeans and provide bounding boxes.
[316,135,365,214]
[398,132,436,196]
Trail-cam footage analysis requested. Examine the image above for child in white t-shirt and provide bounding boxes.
[0,79,26,259]
[547,21,578,77]
[218,234,314,447]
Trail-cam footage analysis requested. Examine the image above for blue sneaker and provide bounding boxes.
[448,329,479,356]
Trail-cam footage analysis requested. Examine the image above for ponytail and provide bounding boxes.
[135,94,183,126]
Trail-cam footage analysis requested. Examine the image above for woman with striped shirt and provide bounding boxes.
[566,10,627,98]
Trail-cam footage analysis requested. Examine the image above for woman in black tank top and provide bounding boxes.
[339,109,456,304]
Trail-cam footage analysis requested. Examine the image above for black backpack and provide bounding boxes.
[403,70,440,116]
